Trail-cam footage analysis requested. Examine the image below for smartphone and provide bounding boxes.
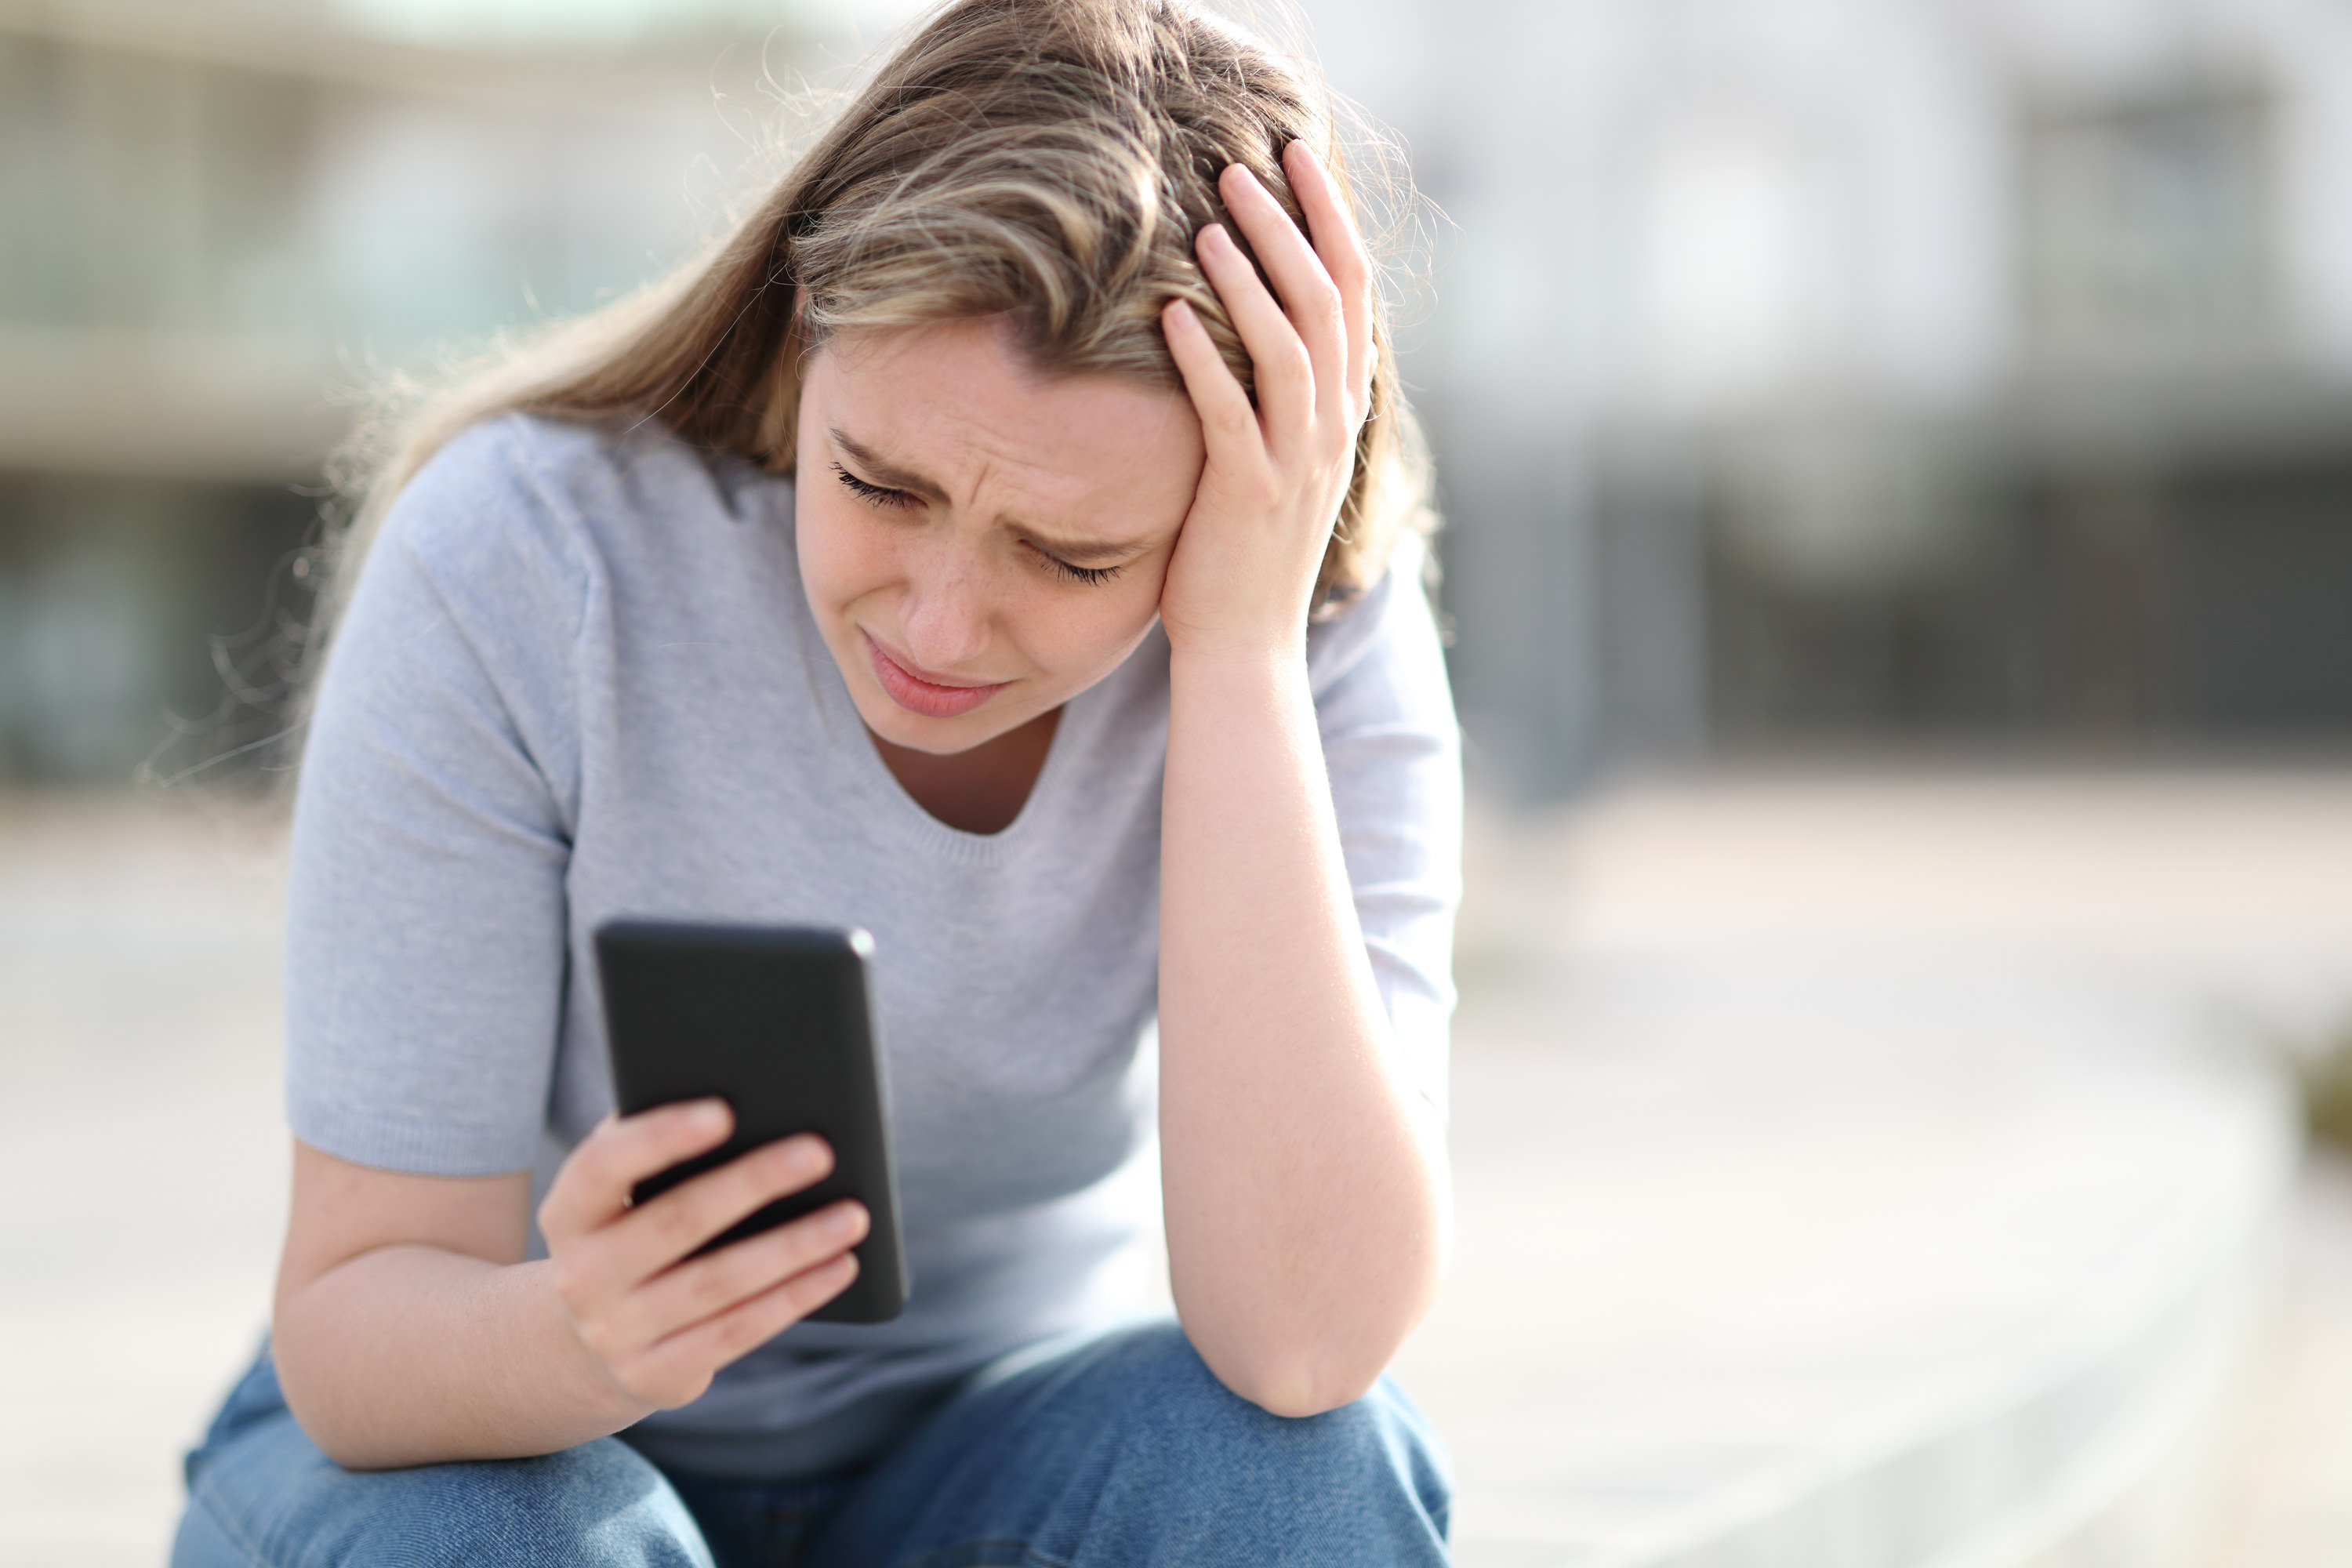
[593,919,908,1324]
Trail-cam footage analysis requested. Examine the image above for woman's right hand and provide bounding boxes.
[536,1100,867,1412]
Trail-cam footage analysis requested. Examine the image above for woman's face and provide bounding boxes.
[795,318,1206,755]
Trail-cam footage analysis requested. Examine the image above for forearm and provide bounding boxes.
[273,1247,648,1469]
[1158,646,1448,1417]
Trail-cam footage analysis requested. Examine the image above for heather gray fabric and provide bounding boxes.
[284,413,1461,1479]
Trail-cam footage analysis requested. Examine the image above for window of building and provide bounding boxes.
[2018,83,2274,359]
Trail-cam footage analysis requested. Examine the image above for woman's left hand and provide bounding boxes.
[1158,140,1375,662]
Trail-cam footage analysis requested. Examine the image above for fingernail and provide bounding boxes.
[825,1203,862,1237]
[690,1101,728,1131]
[1199,223,1232,253]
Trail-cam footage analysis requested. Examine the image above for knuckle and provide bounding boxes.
[684,1253,744,1313]
[717,1308,771,1354]
[648,1194,705,1252]
[578,1319,626,1367]
[609,1356,666,1406]
[551,1254,592,1305]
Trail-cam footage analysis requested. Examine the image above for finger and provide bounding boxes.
[634,1253,860,1393]
[1162,299,1267,474]
[539,1102,732,1240]
[1194,220,1313,438]
[617,1200,869,1345]
[1283,141,1376,414]
[602,1134,835,1285]
[1219,164,1345,428]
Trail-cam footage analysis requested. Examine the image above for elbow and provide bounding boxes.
[270,1331,377,1472]
[1240,1366,1382,1421]
[1200,1336,1397,1420]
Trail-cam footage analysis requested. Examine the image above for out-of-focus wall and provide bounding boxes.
[8,0,2352,793]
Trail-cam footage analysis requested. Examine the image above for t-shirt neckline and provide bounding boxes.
[807,620,1098,866]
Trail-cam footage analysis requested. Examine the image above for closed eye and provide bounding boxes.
[1025,542,1123,586]
[833,463,917,510]
[835,460,1122,584]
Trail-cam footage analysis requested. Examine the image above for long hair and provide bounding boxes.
[320,0,1432,686]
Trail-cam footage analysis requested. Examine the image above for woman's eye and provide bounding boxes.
[1033,546,1121,587]
[832,463,916,510]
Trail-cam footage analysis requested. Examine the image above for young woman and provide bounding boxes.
[172,1,1461,1562]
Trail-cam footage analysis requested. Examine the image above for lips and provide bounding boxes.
[862,631,1011,720]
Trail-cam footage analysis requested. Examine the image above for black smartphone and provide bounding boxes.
[593,919,908,1324]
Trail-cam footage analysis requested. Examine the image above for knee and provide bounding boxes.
[412,1443,709,1566]
[1105,1326,1453,1519]
[180,1410,708,1568]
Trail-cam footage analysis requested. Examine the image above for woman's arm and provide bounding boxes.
[270,426,869,1467]
[1155,143,1450,1419]
[272,1108,866,1468]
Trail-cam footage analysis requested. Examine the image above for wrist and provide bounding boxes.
[530,1260,661,1429]
[1165,630,1307,681]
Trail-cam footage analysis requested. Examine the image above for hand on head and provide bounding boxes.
[1158,141,1377,663]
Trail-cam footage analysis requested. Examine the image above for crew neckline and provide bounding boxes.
[800,615,1102,866]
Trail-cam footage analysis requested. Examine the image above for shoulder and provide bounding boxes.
[1305,532,1445,700]
[382,414,605,602]
[390,413,679,575]
[380,412,783,625]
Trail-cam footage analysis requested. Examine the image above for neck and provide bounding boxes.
[868,706,1062,835]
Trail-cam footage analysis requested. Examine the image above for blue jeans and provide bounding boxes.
[172,1323,1453,1566]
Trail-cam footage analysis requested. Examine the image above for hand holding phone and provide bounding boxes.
[535,1100,867,1413]
[592,920,908,1324]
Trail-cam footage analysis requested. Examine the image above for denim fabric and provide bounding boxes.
[172,1351,713,1567]
[172,1325,1452,1567]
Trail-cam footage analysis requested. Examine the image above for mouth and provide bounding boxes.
[862,630,1012,720]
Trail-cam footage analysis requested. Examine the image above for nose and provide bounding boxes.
[894,545,993,673]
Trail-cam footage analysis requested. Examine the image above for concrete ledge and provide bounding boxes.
[1404,960,2296,1568]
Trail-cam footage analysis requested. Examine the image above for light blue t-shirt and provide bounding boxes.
[285,412,1461,1478]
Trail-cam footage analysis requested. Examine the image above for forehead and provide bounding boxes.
[812,320,1201,509]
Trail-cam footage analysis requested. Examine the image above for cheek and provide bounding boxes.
[794,488,891,612]
[1013,570,1169,685]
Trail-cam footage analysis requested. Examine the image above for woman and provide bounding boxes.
[173,1,1460,1562]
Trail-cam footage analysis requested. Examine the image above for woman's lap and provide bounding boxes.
[173,1325,1450,1567]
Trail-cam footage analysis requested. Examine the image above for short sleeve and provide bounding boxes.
[284,418,591,1175]
[1307,539,1464,1119]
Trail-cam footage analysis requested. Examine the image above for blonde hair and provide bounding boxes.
[322,0,1432,659]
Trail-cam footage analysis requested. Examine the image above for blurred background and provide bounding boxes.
[5,0,2352,1564]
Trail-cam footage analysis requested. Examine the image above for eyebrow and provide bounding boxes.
[828,427,1149,567]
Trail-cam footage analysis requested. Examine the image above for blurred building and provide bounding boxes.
[0,0,811,783]
[1328,0,2352,793]
[7,0,2352,793]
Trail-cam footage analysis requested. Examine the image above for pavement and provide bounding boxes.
[3,771,2350,1566]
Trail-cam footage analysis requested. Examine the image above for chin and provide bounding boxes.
[855,690,1014,755]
